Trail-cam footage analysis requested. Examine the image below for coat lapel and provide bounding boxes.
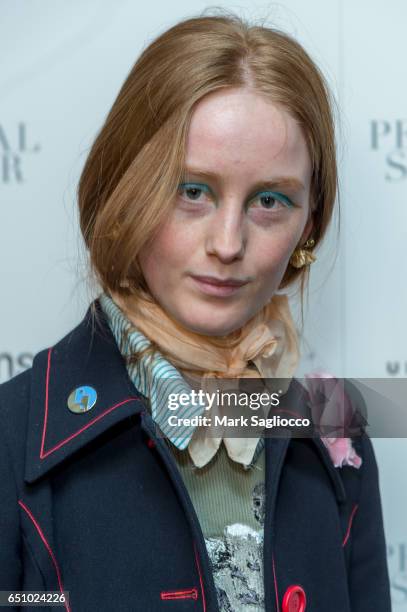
[262,379,347,610]
[24,299,146,484]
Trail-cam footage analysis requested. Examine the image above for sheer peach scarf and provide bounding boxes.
[111,289,300,467]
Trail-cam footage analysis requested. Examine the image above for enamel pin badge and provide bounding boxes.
[67,386,98,414]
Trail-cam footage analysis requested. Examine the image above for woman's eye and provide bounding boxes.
[250,191,294,211]
[177,184,295,212]
[177,183,212,202]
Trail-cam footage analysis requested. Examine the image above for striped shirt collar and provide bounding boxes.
[98,291,265,467]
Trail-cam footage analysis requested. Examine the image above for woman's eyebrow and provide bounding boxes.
[182,167,305,191]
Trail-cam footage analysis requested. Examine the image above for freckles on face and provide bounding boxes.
[137,88,312,336]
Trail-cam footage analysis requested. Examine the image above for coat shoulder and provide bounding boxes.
[0,367,32,411]
[0,368,32,464]
[0,301,104,461]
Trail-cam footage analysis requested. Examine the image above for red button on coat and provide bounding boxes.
[282,585,307,612]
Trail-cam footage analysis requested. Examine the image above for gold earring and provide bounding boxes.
[289,238,316,269]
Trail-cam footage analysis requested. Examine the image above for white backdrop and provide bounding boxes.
[1,1,406,605]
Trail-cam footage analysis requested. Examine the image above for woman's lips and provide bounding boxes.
[190,275,249,297]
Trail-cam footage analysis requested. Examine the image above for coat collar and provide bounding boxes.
[24,299,146,484]
[24,298,347,504]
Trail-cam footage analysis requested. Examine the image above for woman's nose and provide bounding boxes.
[205,205,246,262]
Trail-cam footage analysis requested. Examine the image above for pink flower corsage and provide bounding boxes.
[318,436,362,469]
[304,370,363,469]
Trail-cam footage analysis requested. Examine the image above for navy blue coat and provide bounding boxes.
[0,299,392,611]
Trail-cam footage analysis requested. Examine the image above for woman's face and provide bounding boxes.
[138,88,313,336]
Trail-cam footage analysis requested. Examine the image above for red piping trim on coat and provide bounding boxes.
[272,553,280,612]
[342,503,359,547]
[193,541,206,612]
[161,588,198,600]
[18,500,70,612]
[40,347,139,459]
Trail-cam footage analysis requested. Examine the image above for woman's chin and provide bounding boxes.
[176,312,249,338]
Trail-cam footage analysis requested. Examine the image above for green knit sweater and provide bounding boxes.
[166,437,266,610]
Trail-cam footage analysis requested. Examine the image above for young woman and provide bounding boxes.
[0,13,391,612]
